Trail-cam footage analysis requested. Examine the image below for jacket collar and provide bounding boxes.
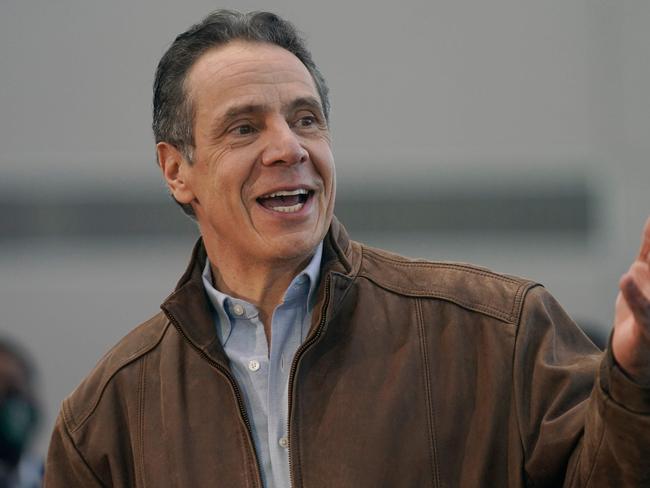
[320,216,355,275]
[160,217,359,367]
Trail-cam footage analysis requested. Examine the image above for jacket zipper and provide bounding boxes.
[287,274,332,488]
[163,310,264,488]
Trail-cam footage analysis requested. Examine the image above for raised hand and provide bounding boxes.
[612,217,650,386]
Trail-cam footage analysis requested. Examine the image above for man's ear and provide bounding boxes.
[156,142,195,205]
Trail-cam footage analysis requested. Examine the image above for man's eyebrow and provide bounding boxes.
[211,103,268,134]
[285,96,324,115]
[223,103,268,119]
[213,97,325,133]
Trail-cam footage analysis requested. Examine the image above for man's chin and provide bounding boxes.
[258,230,322,262]
[270,238,320,262]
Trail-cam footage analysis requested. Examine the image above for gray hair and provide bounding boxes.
[152,10,330,217]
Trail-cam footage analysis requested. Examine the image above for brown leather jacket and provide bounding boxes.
[45,219,650,487]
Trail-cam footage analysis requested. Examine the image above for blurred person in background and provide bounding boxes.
[0,338,42,488]
[44,10,650,487]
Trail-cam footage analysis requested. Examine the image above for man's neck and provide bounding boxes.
[206,247,314,341]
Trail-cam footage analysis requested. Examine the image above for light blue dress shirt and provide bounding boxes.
[201,243,323,488]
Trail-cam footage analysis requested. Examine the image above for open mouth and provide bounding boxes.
[256,188,313,213]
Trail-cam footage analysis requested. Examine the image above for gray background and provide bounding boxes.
[1,0,649,456]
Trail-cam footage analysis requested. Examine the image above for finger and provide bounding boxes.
[621,261,650,298]
[637,216,650,263]
[620,273,650,332]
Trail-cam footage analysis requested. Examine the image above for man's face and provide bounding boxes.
[0,352,28,400]
[164,41,335,267]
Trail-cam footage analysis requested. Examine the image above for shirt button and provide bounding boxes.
[248,360,260,372]
[233,304,245,316]
[278,436,289,448]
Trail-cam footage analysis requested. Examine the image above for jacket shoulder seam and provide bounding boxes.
[58,407,107,486]
[360,246,536,324]
[362,246,523,284]
[511,279,538,325]
[357,273,529,323]
[67,318,171,433]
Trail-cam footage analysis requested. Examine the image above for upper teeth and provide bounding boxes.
[262,189,309,198]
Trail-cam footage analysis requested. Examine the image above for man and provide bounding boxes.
[45,10,650,487]
[0,338,42,488]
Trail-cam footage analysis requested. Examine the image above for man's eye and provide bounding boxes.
[296,116,317,128]
[232,124,255,135]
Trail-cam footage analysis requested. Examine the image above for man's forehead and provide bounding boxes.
[187,40,316,95]
[186,40,322,118]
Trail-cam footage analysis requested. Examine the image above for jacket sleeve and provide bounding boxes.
[514,285,650,487]
[43,411,105,487]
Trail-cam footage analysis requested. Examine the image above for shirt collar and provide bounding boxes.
[201,242,323,343]
[284,241,323,306]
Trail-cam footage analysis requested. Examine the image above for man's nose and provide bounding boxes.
[260,122,308,166]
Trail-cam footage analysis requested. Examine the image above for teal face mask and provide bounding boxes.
[0,393,38,468]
